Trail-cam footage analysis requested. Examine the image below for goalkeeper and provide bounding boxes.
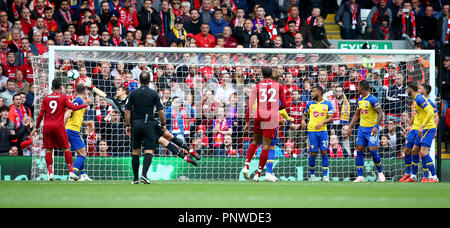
[81,78,199,166]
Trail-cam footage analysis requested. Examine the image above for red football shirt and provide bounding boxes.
[246,78,287,123]
[35,92,87,129]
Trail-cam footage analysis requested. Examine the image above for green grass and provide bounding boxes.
[0,181,449,208]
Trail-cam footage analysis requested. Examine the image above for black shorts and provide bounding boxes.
[153,120,164,144]
[131,120,156,150]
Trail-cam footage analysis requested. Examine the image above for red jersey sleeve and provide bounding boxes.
[64,94,87,111]
[35,97,47,129]
[278,82,287,110]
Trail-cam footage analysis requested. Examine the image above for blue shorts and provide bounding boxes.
[259,128,278,146]
[307,131,329,152]
[356,126,379,148]
[66,129,86,151]
[415,128,436,148]
[405,130,419,149]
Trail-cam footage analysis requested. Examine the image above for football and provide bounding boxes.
[67,69,80,81]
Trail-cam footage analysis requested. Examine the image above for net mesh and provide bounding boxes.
[31,48,432,181]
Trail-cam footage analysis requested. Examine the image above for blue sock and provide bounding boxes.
[73,155,85,175]
[308,155,316,176]
[412,154,420,176]
[422,159,429,179]
[266,149,275,174]
[322,154,329,177]
[422,154,436,176]
[404,153,412,175]
[356,151,364,177]
[370,150,382,173]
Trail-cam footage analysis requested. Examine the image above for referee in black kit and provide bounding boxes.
[125,71,165,184]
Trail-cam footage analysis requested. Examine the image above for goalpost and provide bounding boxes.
[31,46,436,181]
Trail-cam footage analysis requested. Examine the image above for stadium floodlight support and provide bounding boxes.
[35,46,437,181]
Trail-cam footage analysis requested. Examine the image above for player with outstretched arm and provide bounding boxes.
[82,77,199,166]
[30,79,88,181]
[347,80,385,182]
[301,86,334,181]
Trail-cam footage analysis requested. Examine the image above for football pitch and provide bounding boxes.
[0,181,449,208]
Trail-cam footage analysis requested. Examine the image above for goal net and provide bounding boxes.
[31,47,436,181]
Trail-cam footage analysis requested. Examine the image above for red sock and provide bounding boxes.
[64,150,74,173]
[258,149,269,171]
[45,152,53,174]
[245,143,258,168]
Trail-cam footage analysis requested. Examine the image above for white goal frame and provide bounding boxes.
[40,46,437,180]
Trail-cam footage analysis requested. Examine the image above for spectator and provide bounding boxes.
[378,134,392,158]
[385,73,408,122]
[191,133,209,157]
[137,0,161,36]
[0,65,8,90]
[257,14,279,48]
[215,72,236,104]
[375,15,395,40]
[439,3,450,46]
[335,0,362,39]
[394,0,419,41]
[282,20,298,48]
[329,134,344,158]
[0,106,15,156]
[97,140,111,157]
[98,110,130,156]
[311,16,333,48]
[93,62,116,98]
[158,64,176,90]
[382,119,403,158]
[43,7,59,33]
[232,18,253,48]
[4,51,18,80]
[199,0,214,24]
[15,38,31,66]
[212,106,232,152]
[286,89,307,154]
[0,79,16,106]
[222,26,238,48]
[252,5,265,31]
[14,70,29,95]
[418,5,440,49]
[341,125,352,157]
[14,115,33,156]
[119,0,139,32]
[366,0,392,39]
[299,78,312,102]
[122,31,138,47]
[8,93,31,127]
[165,96,192,143]
[54,0,73,31]
[7,28,22,53]
[160,0,176,38]
[20,7,35,37]
[168,17,188,47]
[281,5,313,47]
[221,134,239,157]
[209,8,229,38]
[195,23,216,47]
[30,31,47,55]
[185,9,202,35]
[343,68,360,104]
[8,146,18,156]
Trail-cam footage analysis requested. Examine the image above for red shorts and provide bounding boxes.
[42,124,70,149]
[253,118,277,139]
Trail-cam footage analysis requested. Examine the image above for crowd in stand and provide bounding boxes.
[0,0,444,158]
